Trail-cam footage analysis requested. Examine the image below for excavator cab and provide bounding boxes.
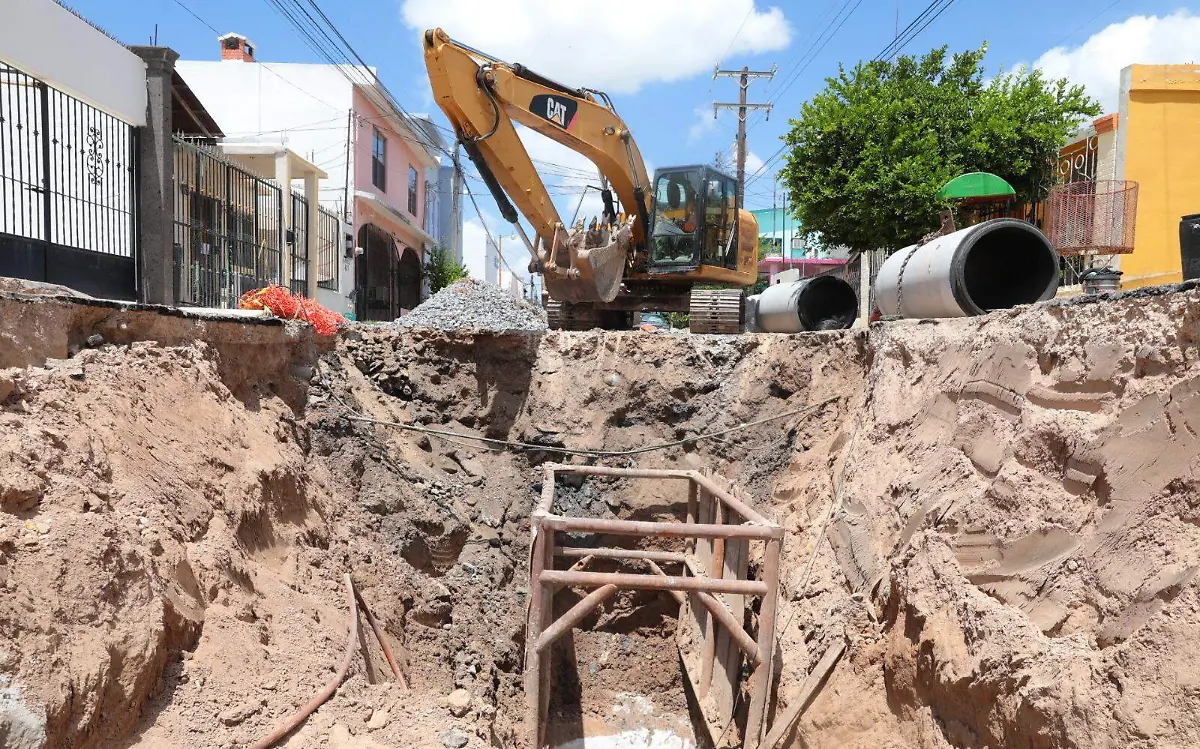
[648,165,739,273]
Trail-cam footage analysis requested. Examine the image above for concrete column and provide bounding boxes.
[277,151,292,288]
[129,46,179,306]
[305,173,319,298]
[855,250,872,328]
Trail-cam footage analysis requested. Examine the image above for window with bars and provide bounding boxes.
[371,129,386,191]
[408,166,419,216]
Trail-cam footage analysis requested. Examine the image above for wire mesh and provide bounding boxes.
[1046,180,1138,256]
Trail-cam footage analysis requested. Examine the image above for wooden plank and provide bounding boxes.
[762,640,847,749]
[713,509,748,728]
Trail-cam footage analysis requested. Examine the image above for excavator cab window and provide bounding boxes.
[650,169,703,266]
[702,174,738,269]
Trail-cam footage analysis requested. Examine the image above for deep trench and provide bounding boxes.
[6,286,1200,749]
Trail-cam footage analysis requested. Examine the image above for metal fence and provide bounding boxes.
[173,137,283,307]
[290,191,308,296]
[0,61,137,298]
[317,206,339,290]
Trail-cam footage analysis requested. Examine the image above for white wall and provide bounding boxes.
[175,60,356,205]
[0,0,147,126]
[177,59,359,314]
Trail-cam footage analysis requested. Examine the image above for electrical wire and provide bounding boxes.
[873,0,958,62]
[341,396,840,459]
[463,183,534,293]
[168,0,344,114]
[258,0,452,160]
[1046,0,1127,50]
[743,0,866,141]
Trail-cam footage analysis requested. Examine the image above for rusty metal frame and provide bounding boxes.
[525,463,783,749]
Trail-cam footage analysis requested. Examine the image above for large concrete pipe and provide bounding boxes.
[875,218,1059,318]
[753,275,858,332]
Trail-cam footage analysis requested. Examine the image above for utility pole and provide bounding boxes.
[713,64,775,209]
[450,143,464,263]
[496,234,504,289]
[772,177,778,255]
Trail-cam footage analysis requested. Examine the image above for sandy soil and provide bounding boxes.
[1,283,1199,748]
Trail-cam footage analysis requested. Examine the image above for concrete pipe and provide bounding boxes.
[875,218,1059,318]
[754,276,858,333]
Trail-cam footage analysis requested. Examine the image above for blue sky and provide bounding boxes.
[76,0,1200,275]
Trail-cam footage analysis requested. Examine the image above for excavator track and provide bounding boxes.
[546,301,601,331]
[688,289,744,334]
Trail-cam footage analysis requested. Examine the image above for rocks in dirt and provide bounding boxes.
[439,728,469,749]
[0,681,47,749]
[446,689,471,717]
[365,709,390,730]
[452,451,486,479]
[0,464,44,513]
[395,279,547,333]
[218,701,260,726]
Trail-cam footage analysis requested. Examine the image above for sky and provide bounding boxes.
[77,0,1200,285]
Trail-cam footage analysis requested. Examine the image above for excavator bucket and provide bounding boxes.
[543,219,632,304]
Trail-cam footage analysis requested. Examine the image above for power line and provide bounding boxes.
[761,0,866,117]
[167,0,344,113]
[873,0,958,62]
[258,0,451,159]
[874,0,945,61]
[716,5,756,67]
[1047,0,1127,50]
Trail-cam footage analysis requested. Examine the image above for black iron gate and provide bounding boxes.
[290,191,309,296]
[0,62,138,298]
[173,137,283,307]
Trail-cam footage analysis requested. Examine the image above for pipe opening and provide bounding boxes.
[960,224,1058,313]
[798,276,858,330]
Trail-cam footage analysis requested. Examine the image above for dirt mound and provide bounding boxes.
[1,282,1199,748]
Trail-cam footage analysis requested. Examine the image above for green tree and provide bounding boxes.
[779,45,1099,252]
[422,243,468,294]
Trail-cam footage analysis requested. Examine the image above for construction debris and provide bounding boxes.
[395,278,547,332]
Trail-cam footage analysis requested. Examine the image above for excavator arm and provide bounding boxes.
[423,28,652,302]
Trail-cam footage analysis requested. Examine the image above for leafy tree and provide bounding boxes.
[422,243,468,294]
[664,311,689,329]
[779,45,1099,252]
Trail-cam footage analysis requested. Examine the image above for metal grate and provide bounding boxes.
[172,137,283,308]
[290,191,308,296]
[1046,180,1138,257]
[317,205,339,290]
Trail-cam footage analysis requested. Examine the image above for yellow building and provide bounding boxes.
[1057,65,1200,289]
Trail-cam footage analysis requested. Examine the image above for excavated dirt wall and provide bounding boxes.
[1,283,1199,748]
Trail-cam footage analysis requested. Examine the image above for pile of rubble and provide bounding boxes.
[396,279,546,333]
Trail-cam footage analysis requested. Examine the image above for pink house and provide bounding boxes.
[176,36,443,320]
[351,89,440,321]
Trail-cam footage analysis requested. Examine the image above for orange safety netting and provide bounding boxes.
[238,285,346,336]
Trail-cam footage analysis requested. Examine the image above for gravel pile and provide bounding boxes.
[396,278,547,332]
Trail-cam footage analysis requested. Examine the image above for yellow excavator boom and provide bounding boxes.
[423,28,651,302]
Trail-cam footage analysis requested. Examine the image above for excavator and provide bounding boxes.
[422,28,759,333]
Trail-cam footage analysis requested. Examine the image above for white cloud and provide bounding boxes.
[1029,11,1200,113]
[744,149,765,175]
[716,143,765,176]
[401,0,791,93]
[688,107,718,143]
